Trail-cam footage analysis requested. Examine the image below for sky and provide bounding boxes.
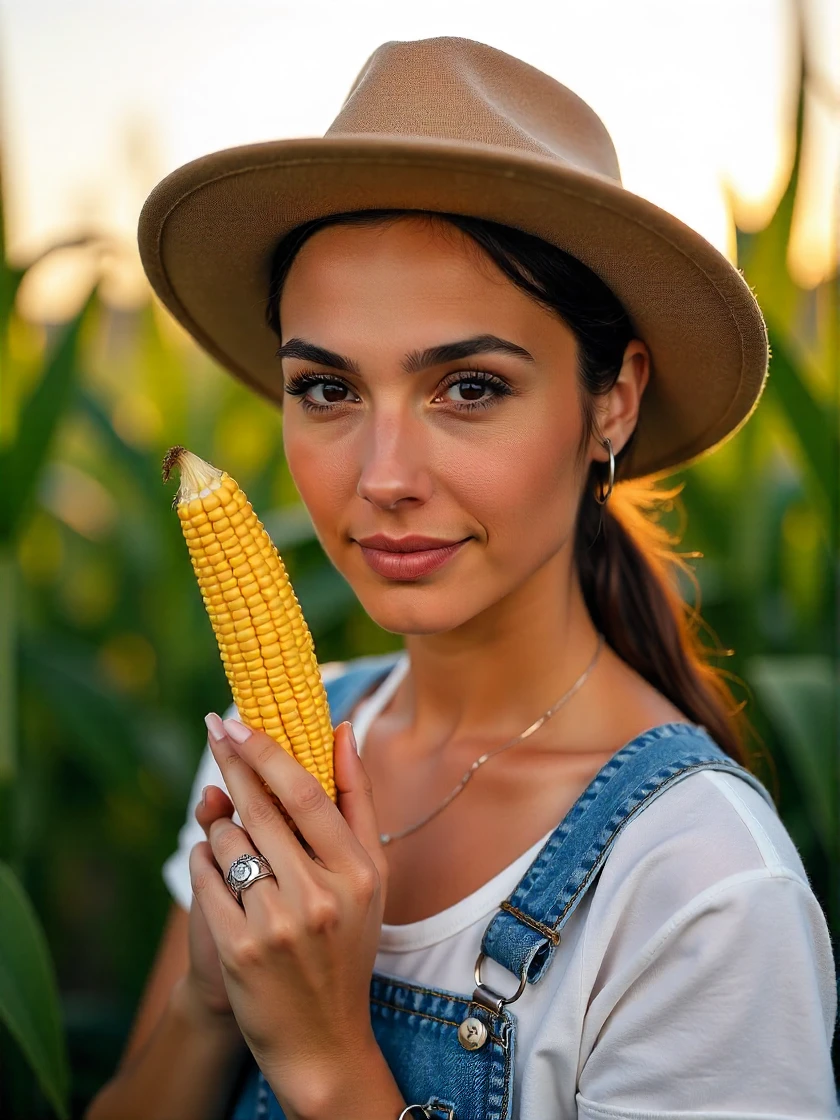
[0,0,837,319]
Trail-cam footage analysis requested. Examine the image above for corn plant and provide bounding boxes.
[0,156,95,1117]
[1,30,836,1117]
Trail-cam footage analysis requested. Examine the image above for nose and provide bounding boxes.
[355,408,434,510]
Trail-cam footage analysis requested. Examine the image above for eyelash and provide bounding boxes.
[283,369,514,415]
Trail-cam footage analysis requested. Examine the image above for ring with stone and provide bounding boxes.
[225,853,275,902]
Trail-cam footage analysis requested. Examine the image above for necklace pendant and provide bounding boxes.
[380,833,391,845]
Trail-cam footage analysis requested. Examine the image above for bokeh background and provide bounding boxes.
[0,1,837,1115]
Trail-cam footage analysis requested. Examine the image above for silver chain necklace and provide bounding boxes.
[378,632,606,845]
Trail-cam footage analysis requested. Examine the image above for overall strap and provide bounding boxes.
[323,652,404,726]
[479,724,775,990]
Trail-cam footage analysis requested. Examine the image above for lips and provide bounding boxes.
[357,538,469,580]
[355,534,467,553]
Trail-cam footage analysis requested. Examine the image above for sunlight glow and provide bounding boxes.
[0,0,836,320]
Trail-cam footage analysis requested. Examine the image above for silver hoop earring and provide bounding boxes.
[595,437,614,504]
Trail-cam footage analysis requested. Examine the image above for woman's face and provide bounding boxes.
[278,216,590,636]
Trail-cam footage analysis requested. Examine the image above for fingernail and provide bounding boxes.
[343,721,358,752]
[200,785,208,807]
[205,712,226,742]
[223,717,252,743]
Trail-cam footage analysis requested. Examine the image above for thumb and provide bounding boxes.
[334,721,386,865]
[194,784,234,838]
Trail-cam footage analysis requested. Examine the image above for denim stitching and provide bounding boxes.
[370,997,508,1048]
[548,758,743,931]
[498,901,561,943]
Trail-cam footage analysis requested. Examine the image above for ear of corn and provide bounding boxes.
[162,446,336,830]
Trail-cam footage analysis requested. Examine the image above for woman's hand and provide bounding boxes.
[185,784,238,1019]
[188,716,389,1116]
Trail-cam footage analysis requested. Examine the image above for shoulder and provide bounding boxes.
[577,768,839,1115]
[580,766,837,1052]
[615,764,805,881]
[586,765,816,959]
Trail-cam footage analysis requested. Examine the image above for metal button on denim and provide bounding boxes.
[458,1017,488,1050]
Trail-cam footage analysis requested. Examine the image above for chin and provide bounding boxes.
[353,587,479,636]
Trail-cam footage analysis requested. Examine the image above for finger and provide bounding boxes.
[189,839,247,939]
[195,784,235,837]
[204,713,314,877]
[207,814,281,914]
[334,722,388,881]
[218,714,364,875]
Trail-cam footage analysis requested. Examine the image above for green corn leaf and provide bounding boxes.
[0,861,69,1120]
[19,633,189,791]
[294,562,359,636]
[0,152,26,339]
[262,504,318,550]
[745,655,836,856]
[0,262,24,344]
[736,40,803,331]
[76,387,165,513]
[762,322,839,522]
[0,287,98,541]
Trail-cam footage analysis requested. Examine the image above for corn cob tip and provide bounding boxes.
[162,446,226,510]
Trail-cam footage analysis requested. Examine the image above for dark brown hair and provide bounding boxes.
[265,208,763,771]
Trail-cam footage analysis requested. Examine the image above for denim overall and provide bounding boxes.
[228,652,779,1120]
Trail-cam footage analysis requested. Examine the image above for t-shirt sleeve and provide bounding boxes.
[576,870,839,1119]
[161,660,348,911]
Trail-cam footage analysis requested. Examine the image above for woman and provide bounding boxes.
[87,36,837,1120]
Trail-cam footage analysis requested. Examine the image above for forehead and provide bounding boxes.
[285,216,501,291]
[278,216,575,358]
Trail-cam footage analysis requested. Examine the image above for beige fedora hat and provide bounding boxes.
[137,35,769,481]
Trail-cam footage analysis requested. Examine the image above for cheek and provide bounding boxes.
[282,422,356,521]
[446,409,582,543]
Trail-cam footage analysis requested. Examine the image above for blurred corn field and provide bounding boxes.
[0,45,837,1120]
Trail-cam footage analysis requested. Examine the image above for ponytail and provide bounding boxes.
[576,473,759,770]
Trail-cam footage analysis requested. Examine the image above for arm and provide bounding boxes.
[84,902,248,1120]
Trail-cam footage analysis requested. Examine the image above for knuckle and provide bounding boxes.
[288,775,325,814]
[265,917,298,950]
[303,890,340,933]
[255,738,278,766]
[214,824,245,858]
[352,864,380,901]
[191,869,213,894]
[248,795,278,828]
[226,937,262,974]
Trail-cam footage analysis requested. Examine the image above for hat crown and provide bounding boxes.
[325,37,622,183]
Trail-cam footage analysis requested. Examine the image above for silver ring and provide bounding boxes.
[225,853,275,902]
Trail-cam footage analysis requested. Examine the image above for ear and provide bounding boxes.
[592,339,650,460]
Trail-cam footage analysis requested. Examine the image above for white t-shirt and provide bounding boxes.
[162,655,839,1119]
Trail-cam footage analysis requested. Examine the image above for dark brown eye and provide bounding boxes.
[452,380,488,401]
[437,370,514,412]
[321,383,348,403]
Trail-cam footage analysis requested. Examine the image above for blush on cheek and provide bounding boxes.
[465,424,579,557]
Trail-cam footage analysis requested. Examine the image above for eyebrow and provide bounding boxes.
[275,333,535,374]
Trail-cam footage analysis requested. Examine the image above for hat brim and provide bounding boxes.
[137,134,768,481]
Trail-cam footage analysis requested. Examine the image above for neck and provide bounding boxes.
[393,548,604,759]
